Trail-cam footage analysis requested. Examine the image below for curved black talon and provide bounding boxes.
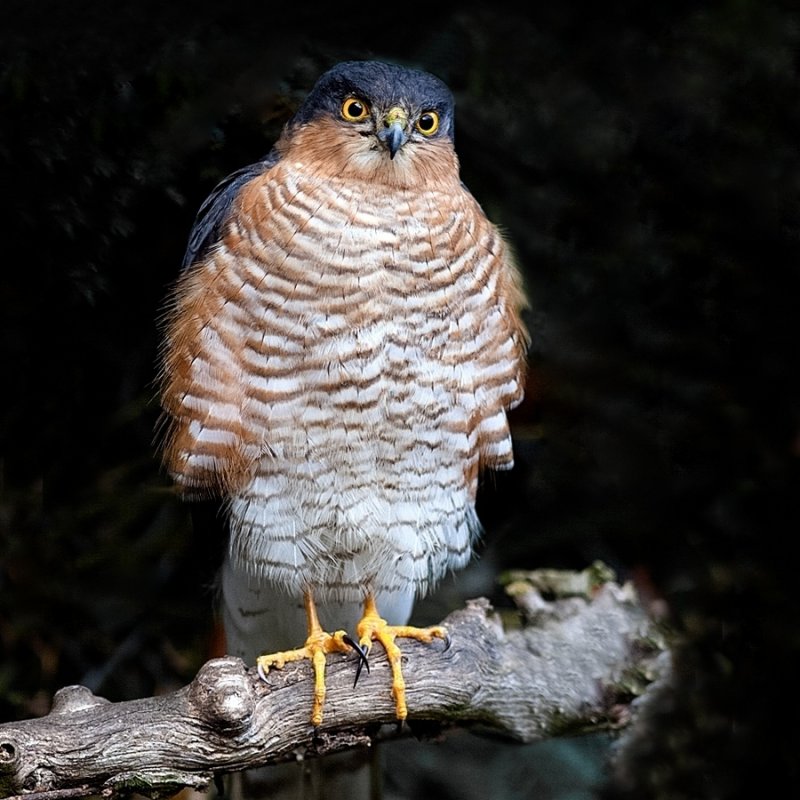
[442,632,452,652]
[342,634,370,687]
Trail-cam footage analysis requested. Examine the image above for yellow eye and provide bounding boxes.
[416,110,440,136]
[341,97,370,122]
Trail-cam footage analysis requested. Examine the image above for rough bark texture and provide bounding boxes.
[0,581,667,800]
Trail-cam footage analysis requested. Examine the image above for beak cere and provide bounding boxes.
[380,106,409,159]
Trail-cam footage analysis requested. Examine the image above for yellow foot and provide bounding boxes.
[255,591,368,726]
[356,597,448,721]
[257,629,354,726]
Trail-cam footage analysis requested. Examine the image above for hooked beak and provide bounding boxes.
[378,106,409,159]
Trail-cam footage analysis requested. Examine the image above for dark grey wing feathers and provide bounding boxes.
[181,151,280,270]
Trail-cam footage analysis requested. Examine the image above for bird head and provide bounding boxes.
[278,61,459,186]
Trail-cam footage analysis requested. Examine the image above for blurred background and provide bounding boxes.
[1,1,798,798]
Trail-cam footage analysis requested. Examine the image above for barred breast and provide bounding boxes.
[161,160,526,604]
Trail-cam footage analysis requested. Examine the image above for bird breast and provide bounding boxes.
[161,162,524,599]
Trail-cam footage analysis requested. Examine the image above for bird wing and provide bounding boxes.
[181,150,281,270]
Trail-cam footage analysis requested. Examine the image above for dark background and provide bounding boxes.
[2,2,798,798]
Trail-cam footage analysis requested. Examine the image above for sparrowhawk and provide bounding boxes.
[159,60,528,725]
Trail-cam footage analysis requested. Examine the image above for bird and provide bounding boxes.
[158,60,528,727]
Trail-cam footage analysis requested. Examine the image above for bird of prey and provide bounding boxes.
[159,60,527,726]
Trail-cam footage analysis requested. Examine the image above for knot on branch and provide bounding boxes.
[50,686,110,715]
[187,657,255,733]
[0,739,17,778]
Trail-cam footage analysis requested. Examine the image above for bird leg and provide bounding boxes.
[256,590,367,726]
[356,594,448,721]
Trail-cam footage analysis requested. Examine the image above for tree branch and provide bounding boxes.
[0,575,668,800]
